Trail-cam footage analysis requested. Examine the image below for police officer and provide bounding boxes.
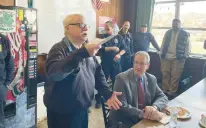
[0,34,14,128]
[119,21,133,71]
[133,24,160,53]
[100,21,126,84]
[95,21,126,108]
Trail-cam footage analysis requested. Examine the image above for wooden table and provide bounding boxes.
[132,78,206,128]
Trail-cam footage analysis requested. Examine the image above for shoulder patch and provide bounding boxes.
[114,38,118,43]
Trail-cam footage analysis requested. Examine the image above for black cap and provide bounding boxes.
[141,24,147,27]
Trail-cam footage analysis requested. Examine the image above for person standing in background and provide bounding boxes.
[133,24,160,53]
[0,34,14,128]
[119,21,133,71]
[95,21,126,109]
[100,21,126,84]
[160,19,191,98]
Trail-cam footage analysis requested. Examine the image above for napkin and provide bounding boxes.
[158,114,170,125]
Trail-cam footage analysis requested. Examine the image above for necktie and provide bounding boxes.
[138,78,144,109]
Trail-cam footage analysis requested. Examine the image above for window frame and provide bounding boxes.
[152,0,206,55]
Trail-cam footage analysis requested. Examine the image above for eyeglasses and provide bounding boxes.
[133,61,148,66]
[67,23,90,30]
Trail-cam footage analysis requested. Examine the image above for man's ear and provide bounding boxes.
[67,26,70,32]
[146,63,150,70]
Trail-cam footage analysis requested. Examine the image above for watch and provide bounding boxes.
[152,105,158,110]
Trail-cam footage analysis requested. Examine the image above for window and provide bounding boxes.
[188,30,206,54]
[152,3,175,27]
[151,0,206,55]
[180,1,206,28]
[151,29,168,48]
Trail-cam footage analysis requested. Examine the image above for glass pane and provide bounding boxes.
[152,3,176,27]
[150,29,168,49]
[188,30,206,54]
[151,29,206,55]
[180,1,206,28]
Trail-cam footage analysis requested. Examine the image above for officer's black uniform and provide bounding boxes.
[99,34,126,82]
[133,32,160,53]
[119,31,133,71]
[95,34,126,106]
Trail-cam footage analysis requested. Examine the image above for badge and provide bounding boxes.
[114,38,118,44]
[144,36,148,40]
[0,44,2,52]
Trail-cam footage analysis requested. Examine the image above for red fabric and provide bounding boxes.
[138,78,144,109]
[92,0,104,10]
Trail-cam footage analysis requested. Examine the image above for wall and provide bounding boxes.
[15,0,27,7]
[124,0,137,34]
[34,0,97,53]
[0,0,15,6]
[96,0,125,34]
[95,0,137,35]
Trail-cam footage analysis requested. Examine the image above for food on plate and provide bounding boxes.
[177,107,188,116]
[165,106,189,117]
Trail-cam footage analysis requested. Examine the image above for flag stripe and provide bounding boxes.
[92,0,104,10]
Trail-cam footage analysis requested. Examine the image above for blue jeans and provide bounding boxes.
[47,108,88,128]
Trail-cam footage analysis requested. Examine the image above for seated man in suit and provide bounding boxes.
[108,51,168,128]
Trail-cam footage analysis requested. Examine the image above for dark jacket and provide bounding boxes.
[108,69,168,128]
[133,32,160,52]
[44,37,113,114]
[0,34,14,86]
[119,31,133,56]
[99,34,127,65]
[161,29,190,60]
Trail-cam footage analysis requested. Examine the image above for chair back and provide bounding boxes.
[179,76,192,94]
[101,96,110,128]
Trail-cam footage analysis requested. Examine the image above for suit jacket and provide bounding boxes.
[108,69,168,128]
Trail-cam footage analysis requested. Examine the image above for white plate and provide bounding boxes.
[200,120,206,128]
[177,108,191,119]
[168,107,191,119]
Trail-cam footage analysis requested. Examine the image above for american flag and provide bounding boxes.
[91,0,104,10]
